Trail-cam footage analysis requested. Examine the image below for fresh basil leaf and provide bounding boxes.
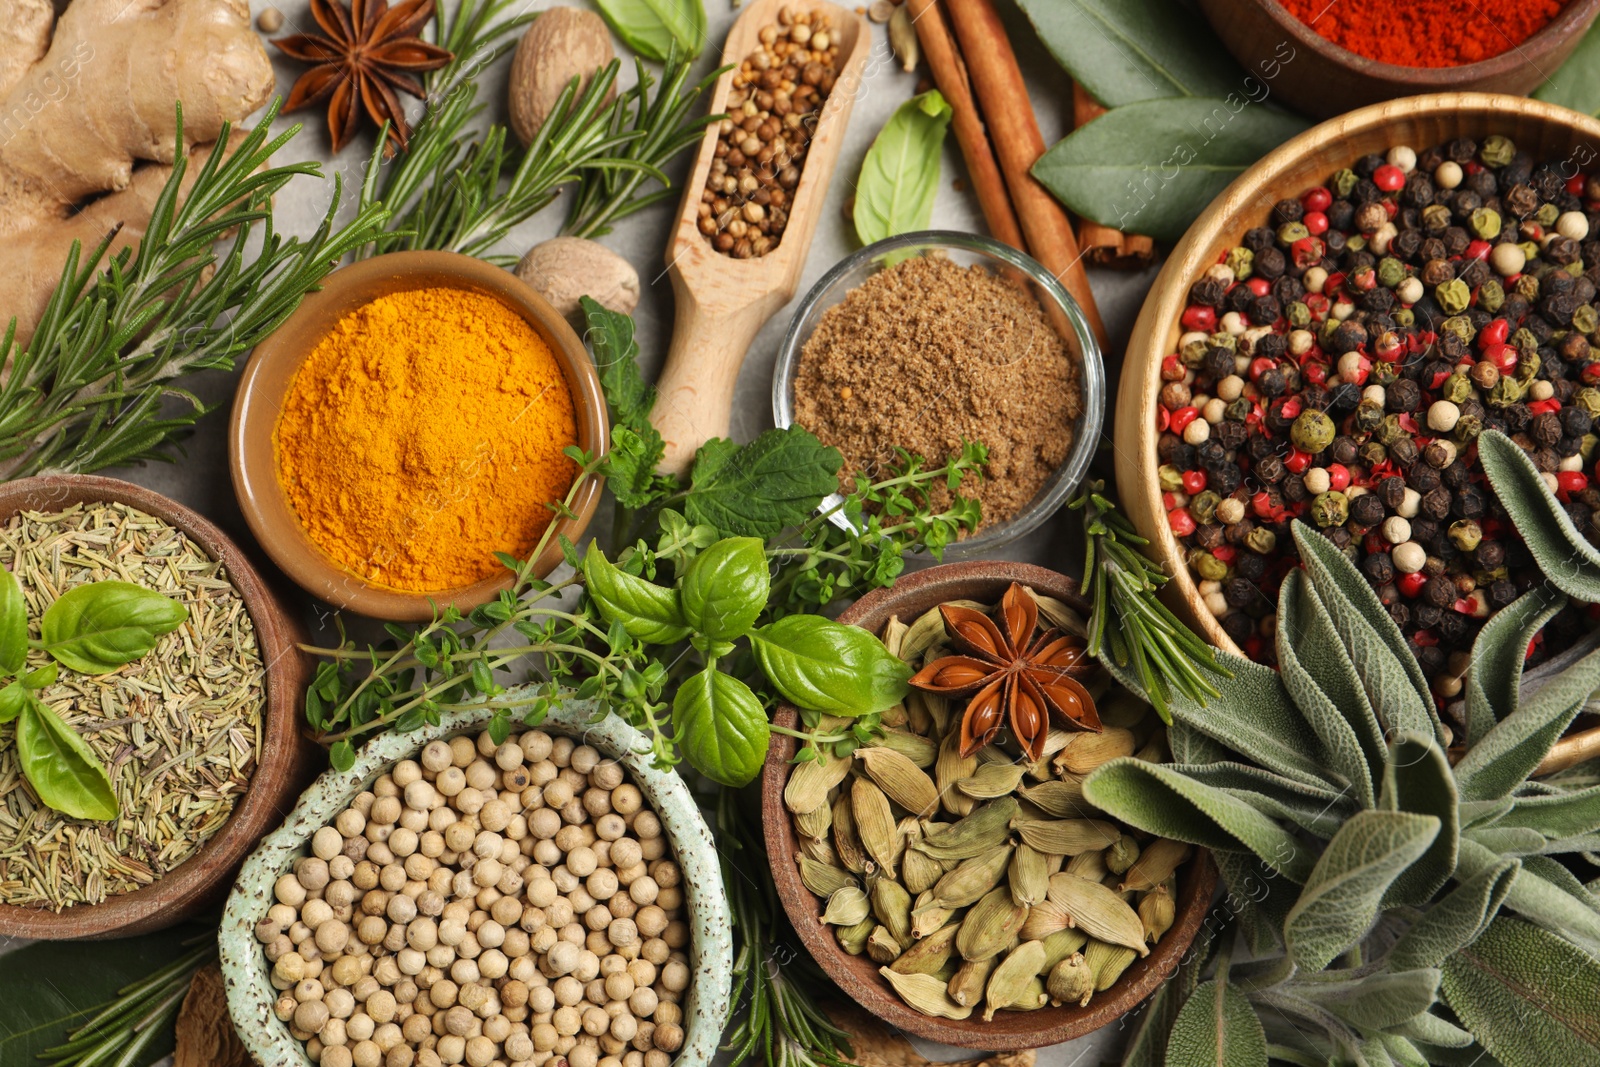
[582,544,692,645]
[1165,978,1268,1067]
[1534,18,1600,116]
[854,90,953,246]
[671,666,769,786]
[685,426,842,537]
[0,564,26,675]
[1033,98,1309,243]
[750,615,910,717]
[679,537,769,641]
[594,0,705,62]
[0,682,25,724]
[1013,0,1250,107]
[17,698,118,820]
[22,661,58,689]
[38,581,187,675]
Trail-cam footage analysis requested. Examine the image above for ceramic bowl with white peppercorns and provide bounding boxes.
[219,699,732,1067]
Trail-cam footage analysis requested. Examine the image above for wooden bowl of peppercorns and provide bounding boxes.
[1117,92,1600,775]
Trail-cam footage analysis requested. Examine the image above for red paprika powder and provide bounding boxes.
[1279,0,1570,67]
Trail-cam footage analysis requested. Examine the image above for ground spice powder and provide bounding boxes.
[792,256,1081,527]
[275,287,578,591]
[1281,0,1569,67]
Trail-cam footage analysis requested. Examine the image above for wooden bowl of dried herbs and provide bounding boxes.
[0,475,315,939]
[759,560,1216,1049]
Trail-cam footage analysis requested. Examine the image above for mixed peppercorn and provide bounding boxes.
[1157,135,1600,712]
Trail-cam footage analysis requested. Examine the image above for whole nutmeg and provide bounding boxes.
[509,7,616,145]
[515,237,640,326]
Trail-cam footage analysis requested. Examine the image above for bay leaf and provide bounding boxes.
[1478,430,1600,602]
[1389,858,1520,972]
[853,90,953,246]
[1463,583,1566,745]
[1533,18,1600,116]
[1165,978,1268,1067]
[1283,810,1440,972]
[1441,917,1600,1067]
[1032,98,1308,243]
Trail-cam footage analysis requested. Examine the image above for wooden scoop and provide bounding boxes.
[652,0,872,476]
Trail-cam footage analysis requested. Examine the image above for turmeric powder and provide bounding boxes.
[274,286,579,592]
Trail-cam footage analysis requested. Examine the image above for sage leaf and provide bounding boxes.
[1478,430,1600,601]
[1213,851,1295,956]
[1032,98,1308,243]
[1498,785,1600,840]
[1454,638,1600,801]
[1378,733,1459,907]
[1382,1010,1477,1050]
[582,544,691,645]
[1519,855,1599,911]
[854,90,952,246]
[1083,758,1316,883]
[1277,572,1376,806]
[1176,759,1355,838]
[1464,583,1566,745]
[685,426,842,537]
[1458,837,1600,955]
[16,697,118,820]
[671,666,769,787]
[1533,18,1600,116]
[1283,810,1440,972]
[0,564,25,674]
[750,615,910,716]
[1122,918,1222,1067]
[1166,978,1268,1067]
[1464,825,1548,856]
[678,537,768,641]
[1441,917,1600,1067]
[1279,569,1385,785]
[1313,968,1443,1032]
[37,581,187,675]
[1011,0,1245,106]
[593,0,705,62]
[0,681,25,724]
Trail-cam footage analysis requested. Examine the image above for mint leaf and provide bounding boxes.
[582,296,655,429]
[602,425,669,509]
[685,426,841,537]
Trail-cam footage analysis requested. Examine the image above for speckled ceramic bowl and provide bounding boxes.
[219,697,732,1067]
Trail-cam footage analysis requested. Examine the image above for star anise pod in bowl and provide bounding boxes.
[908,582,1101,760]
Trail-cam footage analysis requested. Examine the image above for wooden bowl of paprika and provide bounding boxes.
[1197,0,1600,120]
[1118,91,1600,777]
[230,252,608,622]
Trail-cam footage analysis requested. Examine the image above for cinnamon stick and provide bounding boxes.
[1072,84,1156,270]
[903,0,1025,253]
[941,0,1107,348]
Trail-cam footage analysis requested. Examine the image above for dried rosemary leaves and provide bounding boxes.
[0,503,264,909]
[784,586,1186,1022]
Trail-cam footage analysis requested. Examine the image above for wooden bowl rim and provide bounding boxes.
[1115,91,1600,775]
[760,560,1218,1049]
[1240,0,1600,83]
[229,250,608,622]
[0,475,308,939]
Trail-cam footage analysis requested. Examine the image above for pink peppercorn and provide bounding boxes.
[1181,469,1207,494]
[1327,464,1350,491]
[1301,186,1332,212]
[1558,471,1589,496]
[1466,239,1493,261]
[1478,319,1509,348]
[1568,174,1586,196]
[1247,277,1271,297]
[1483,343,1519,374]
[1168,507,1196,537]
[1285,449,1312,474]
[1161,354,1185,381]
[1181,305,1216,332]
[1398,572,1428,598]
[1373,164,1405,192]
[1170,406,1199,434]
[1303,211,1328,236]
[1250,357,1276,381]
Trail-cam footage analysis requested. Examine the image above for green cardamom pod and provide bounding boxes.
[799,833,839,868]
[852,777,900,878]
[867,925,902,964]
[871,874,914,949]
[1027,591,1087,638]
[798,855,856,899]
[1013,817,1122,857]
[1065,848,1108,883]
[932,844,1013,909]
[1018,779,1089,818]
[947,956,997,1008]
[911,898,959,940]
[957,761,1027,799]
[795,798,832,841]
[902,843,946,896]
[1047,873,1149,956]
[955,885,1028,962]
[870,728,938,768]
[881,615,908,659]
[880,967,972,1020]
[1019,898,1072,942]
[822,886,870,927]
[935,728,977,817]
[837,916,875,955]
[889,920,959,976]
[1120,838,1191,893]
[785,752,851,815]
[982,941,1047,1021]
[1037,928,1089,974]
[832,791,868,875]
[855,746,940,815]
[1046,953,1094,1007]
[1084,938,1138,991]
[918,798,1018,861]
[1009,843,1050,907]
[1105,834,1140,876]
[898,605,945,665]
[1139,885,1176,944]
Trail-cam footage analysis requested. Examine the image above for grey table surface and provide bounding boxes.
[0,2,1163,1063]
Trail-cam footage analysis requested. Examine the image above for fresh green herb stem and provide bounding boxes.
[38,942,214,1067]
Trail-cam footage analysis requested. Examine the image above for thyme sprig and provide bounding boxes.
[0,102,389,479]
[1071,479,1229,722]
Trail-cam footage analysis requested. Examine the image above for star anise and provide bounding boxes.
[274,0,453,155]
[909,583,1101,761]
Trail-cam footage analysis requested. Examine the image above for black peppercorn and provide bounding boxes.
[1216,420,1249,451]
[1256,246,1287,279]
[1386,379,1422,411]
[1158,435,1195,466]
[1489,579,1519,608]
[1424,576,1455,607]
[1325,525,1353,549]
[1258,369,1287,397]
[1389,602,1411,629]
[1203,347,1235,379]
[1350,493,1385,527]
[1389,437,1420,467]
[1221,611,1255,645]
[1441,463,1471,491]
[1415,603,1444,629]
[1236,553,1267,582]
[1228,285,1255,313]
[1475,540,1507,569]
[1438,612,1469,645]
[1197,440,1227,467]
[1453,485,1488,519]
[1194,523,1225,550]
[1330,320,1368,354]
[1224,577,1257,609]
[1249,295,1282,325]
[1364,552,1395,585]
[1243,227,1275,253]
[1407,464,1442,494]
[1283,473,1309,502]
[1532,411,1563,446]
[1211,465,1243,495]
[1423,486,1453,519]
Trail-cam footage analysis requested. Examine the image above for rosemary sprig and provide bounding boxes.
[1071,479,1229,722]
[0,102,389,480]
[37,937,215,1067]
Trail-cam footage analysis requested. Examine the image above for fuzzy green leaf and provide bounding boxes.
[1464,584,1567,745]
[1499,786,1600,840]
[853,91,952,246]
[1478,430,1600,601]
[685,426,842,537]
[1177,760,1355,838]
[1382,1011,1477,1050]
[1378,733,1459,906]
[1441,917,1600,1067]
[1379,1036,1429,1067]
[1121,919,1222,1067]
[1459,837,1600,955]
[1277,571,1377,806]
[1032,99,1308,242]
[1214,851,1295,956]
[1465,825,1549,856]
[1284,810,1440,972]
[1311,968,1443,1032]
[1279,569,1386,771]
[1084,759,1316,883]
[1389,859,1520,972]
[1166,978,1268,1067]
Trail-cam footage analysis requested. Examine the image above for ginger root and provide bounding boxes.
[0,0,274,345]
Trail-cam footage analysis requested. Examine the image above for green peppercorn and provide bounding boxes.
[1443,373,1474,404]
[1190,491,1221,525]
[1512,327,1540,353]
[1448,520,1483,552]
[1517,274,1542,302]
[1210,331,1238,351]
[1245,527,1277,555]
[1577,388,1600,418]
[1581,432,1599,460]
[1225,246,1254,279]
[1479,280,1505,313]
[1517,349,1541,382]
[1441,316,1474,344]
[1481,135,1515,166]
[1191,551,1228,582]
[1332,168,1357,197]
[1436,279,1472,315]
[1470,208,1502,240]
[1374,414,1405,445]
[1422,204,1452,231]
[1359,440,1389,466]
[1454,414,1483,441]
[1519,240,1542,264]
[1181,339,1208,367]
[1355,399,1385,433]
[1311,491,1349,528]
[1291,409,1336,453]
[1225,396,1252,422]
[1537,202,1560,228]
[1347,235,1368,252]
[1277,221,1310,245]
[1393,308,1415,328]
[1377,257,1406,289]
[1158,465,1184,492]
[1489,377,1527,407]
[1287,301,1312,328]
[1569,259,1587,279]
[1475,566,1510,585]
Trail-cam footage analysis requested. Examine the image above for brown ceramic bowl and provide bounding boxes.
[230,251,608,622]
[760,561,1218,1049]
[0,475,315,939]
[1197,0,1600,119]
[1117,92,1600,777]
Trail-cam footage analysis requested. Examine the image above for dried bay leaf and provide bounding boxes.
[175,964,249,1067]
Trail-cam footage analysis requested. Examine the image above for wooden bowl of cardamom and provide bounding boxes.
[760,561,1217,1049]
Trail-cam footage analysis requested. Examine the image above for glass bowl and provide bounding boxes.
[772,231,1105,556]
